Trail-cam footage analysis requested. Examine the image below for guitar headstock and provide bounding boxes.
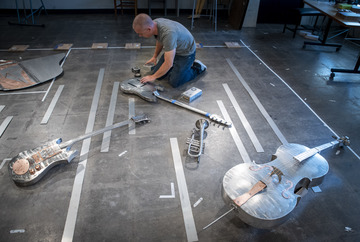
[209,114,232,128]
[131,114,151,124]
[335,136,350,147]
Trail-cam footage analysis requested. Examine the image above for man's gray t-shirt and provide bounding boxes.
[154,18,196,56]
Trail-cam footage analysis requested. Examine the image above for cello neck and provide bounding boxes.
[293,140,340,162]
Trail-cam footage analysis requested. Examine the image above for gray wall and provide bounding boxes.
[1,0,187,10]
[1,0,260,27]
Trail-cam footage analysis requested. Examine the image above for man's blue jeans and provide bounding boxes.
[152,51,200,88]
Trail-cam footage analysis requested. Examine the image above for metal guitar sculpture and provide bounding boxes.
[222,136,350,229]
[120,78,231,128]
[8,115,150,186]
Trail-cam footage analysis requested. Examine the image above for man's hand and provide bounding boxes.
[140,75,156,84]
[145,57,157,66]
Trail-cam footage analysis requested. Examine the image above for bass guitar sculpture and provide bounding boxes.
[8,115,150,186]
[120,78,231,128]
[222,136,350,229]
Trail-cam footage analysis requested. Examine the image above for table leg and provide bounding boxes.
[303,17,342,51]
[330,54,360,79]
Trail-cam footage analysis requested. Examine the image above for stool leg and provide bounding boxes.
[191,0,197,30]
[293,24,298,38]
[30,0,35,24]
[312,15,319,34]
[214,0,217,31]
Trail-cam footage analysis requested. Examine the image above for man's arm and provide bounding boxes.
[141,48,175,83]
[145,40,163,65]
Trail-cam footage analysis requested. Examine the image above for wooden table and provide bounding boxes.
[303,0,360,51]
[304,0,360,79]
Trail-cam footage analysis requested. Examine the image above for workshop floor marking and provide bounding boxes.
[217,100,251,164]
[41,85,64,124]
[101,82,119,152]
[226,58,288,145]
[0,116,13,138]
[159,182,175,198]
[0,158,11,170]
[0,91,46,96]
[128,98,135,134]
[239,39,360,160]
[223,83,264,153]
[61,68,104,242]
[170,138,198,242]
[42,48,72,102]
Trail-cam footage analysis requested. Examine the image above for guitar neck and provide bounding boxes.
[153,91,232,127]
[60,119,131,149]
[154,91,208,115]
[293,140,340,162]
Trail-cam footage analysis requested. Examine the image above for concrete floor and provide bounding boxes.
[0,10,360,242]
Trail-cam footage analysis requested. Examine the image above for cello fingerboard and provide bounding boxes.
[293,141,339,162]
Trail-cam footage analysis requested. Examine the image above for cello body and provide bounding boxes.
[222,143,329,229]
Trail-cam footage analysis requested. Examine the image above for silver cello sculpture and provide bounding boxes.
[186,119,209,163]
[221,136,349,229]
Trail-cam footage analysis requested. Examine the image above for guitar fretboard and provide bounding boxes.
[293,140,339,162]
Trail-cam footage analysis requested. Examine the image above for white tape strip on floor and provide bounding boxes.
[0,116,13,138]
[61,68,104,242]
[41,85,64,124]
[170,138,198,242]
[101,82,119,152]
[0,91,46,96]
[159,182,175,199]
[217,100,251,164]
[223,83,264,153]
[226,58,288,145]
[0,158,11,170]
[239,39,360,160]
[128,98,135,135]
[42,48,72,102]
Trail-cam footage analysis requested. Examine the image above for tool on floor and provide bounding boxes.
[153,91,232,128]
[132,66,141,77]
[222,136,350,229]
[8,114,150,186]
[186,119,209,163]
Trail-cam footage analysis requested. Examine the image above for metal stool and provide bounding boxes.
[11,0,47,26]
[283,2,323,38]
[190,0,217,31]
[148,0,167,16]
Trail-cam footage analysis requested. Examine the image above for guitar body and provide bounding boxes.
[120,78,163,103]
[222,143,329,228]
[8,139,78,186]
[7,115,150,186]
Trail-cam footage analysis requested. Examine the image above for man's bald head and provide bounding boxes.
[133,13,154,31]
[132,14,156,38]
